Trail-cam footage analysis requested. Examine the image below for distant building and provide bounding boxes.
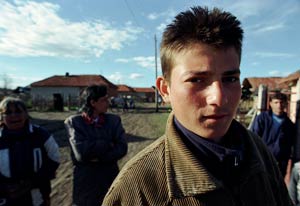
[116,84,155,102]
[30,73,117,110]
[133,87,155,102]
[242,77,289,94]
[279,70,300,122]
[117,84,136,99]
[243,71,300,122]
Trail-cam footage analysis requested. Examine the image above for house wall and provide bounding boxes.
[135,92,155,102]
[31,87,82,109]
[290,86,298,123]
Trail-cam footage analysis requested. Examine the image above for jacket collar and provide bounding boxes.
[165,113,223,199]
[164,112,268,199]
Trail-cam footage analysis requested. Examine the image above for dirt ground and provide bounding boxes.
[29,109,169,206]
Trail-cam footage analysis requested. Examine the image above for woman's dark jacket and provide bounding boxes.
[0,123,60,206]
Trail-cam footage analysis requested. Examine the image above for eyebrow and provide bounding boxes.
[223,69,241,75]
[183,69,240,76]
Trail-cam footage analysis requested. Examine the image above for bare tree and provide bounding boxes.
[0,73,12,95]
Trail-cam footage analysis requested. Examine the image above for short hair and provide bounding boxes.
[80,84,108,116]
[0,96,28,122]
[269,92,287,102]
[160,6,243,81]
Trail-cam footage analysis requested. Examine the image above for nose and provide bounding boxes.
[206,81,227,106]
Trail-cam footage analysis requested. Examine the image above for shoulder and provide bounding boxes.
[30,123,50,137]
[105,136,166,195]
[104,113,122,127]
[105,113,121,121]
[294,162,300,170]
[64,114,82,125]
[246,129,264,145]
[257,111,270,119]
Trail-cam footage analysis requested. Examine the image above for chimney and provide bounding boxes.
[65,72,69,77]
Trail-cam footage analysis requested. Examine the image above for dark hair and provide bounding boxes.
[160,6,243,81]
[80,85,108,116]
[269,92,287,102]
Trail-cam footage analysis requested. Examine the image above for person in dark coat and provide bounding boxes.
[251,92,295,177]
[64,85,127,206]
[0,97,60,206]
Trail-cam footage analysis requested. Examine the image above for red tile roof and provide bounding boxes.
[117,85,155,93]
[134,87,155,93]
[30,74,117,89]
[117,84,135,92]
[279,70,300,85]
[242,77,288,91]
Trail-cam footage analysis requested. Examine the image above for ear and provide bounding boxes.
[156,76,170,103]
[90,99,96,108]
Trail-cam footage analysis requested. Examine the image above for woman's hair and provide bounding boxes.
[80,84,108,116]
[160,6,243,81]
[0,96,28,123]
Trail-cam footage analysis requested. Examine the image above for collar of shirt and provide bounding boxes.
[173,117,243,166]
[82,112,105,127]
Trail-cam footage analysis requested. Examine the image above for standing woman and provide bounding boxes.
[64,85,127,206]
[0,97,60,206]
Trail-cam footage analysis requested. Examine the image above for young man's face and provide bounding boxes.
[157,44,241,142]
[270,98,286,116]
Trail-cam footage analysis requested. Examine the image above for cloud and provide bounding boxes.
[268,70,281,76]
[146,9,176,32]
[226,0,270,20]
[147,13,159,20]
[132,56,155,68]
[116,56,157,69]
[115,59,130,63]
[0,1,143,58]
[156,23,167,32]
[261,24,284,33]
[254,52,296,58]
[147,9,176,21]
[108,72,124,84]
[268,70,291,77]
[251,62,260,66]
[129,73,144,79]
[237,0,300,34]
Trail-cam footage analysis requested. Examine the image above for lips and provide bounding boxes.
[203,114,228,119]
[9,120,23,124]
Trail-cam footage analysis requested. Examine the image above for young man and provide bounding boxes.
[251,92,295,177]
[103,6,292,206]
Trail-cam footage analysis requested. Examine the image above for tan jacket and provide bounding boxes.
[103,113,292,206]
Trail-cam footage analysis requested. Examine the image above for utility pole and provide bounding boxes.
[155,34,159,112]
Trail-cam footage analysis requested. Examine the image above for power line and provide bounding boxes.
[123,0,141,27]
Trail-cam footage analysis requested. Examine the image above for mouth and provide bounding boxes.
[203,114,229,120]
[8,119,25,127]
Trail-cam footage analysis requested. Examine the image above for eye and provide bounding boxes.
[4,111,12,115]
[222,76,240,83]
[188,77,206,83]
